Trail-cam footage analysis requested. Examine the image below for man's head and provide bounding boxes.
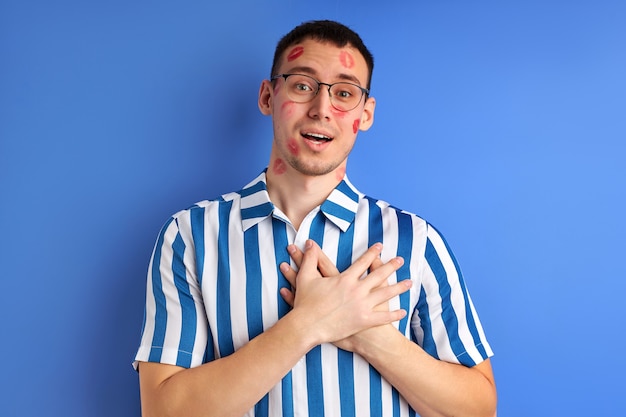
[259,20,377,181]
[271,20,374,91]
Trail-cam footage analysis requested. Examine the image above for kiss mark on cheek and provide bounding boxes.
[339,51,355,69]
[281,101,295,116]
[335,166,346,181]
[287,138,299,156]
[353,119,360,134]
[331,107,348,118]
[287,46,304,62]
[273,158,287,175]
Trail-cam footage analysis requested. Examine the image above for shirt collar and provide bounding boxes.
[239,170,361,232]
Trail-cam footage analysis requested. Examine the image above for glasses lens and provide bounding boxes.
[284,75,317,102]
[329,83,363,111]
[282,74,364,111]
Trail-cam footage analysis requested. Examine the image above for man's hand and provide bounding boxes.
[279,240,410,348]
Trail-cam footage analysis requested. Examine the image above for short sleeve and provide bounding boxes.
[411,223,493,367]
[133,213,209,370]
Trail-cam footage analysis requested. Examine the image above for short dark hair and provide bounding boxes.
[271,20,374,90]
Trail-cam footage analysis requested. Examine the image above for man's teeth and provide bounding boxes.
[304,133,331,141]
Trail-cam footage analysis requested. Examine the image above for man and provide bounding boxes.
[134,20,497,417]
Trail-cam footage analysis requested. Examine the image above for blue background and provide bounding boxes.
[1,1,624,416]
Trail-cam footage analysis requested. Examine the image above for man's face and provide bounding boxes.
[259,38,375,179]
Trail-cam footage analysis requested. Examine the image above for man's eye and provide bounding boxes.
[294,83,313,92]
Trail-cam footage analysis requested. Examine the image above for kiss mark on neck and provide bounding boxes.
[287,46,304,62]
[273,158,287,175]
[335,166,346,181]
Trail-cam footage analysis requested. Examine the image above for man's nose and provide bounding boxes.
[308,85,334,119]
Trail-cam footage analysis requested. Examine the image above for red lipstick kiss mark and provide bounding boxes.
[335,166,346,181]
[273,158,287,175]
[353,119,360,134]
[281,101,295,116]
[331,107,348,118]
[287,46,304,62]
[339,51,355,69]
[287,138,299,156]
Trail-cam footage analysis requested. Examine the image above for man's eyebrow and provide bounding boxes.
[281,65,364,86]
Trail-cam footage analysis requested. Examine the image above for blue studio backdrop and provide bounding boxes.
[1,1,625,416]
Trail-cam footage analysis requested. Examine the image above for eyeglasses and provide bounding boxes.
[271,73,369,112]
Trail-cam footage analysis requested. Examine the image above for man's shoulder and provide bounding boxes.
[360,193,428,224]
[175,190,244,216]
[165,171,268,222]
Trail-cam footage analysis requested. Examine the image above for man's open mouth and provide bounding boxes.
[302,132,333,142]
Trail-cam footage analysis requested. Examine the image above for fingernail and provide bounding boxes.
[394,256,404,266]
[305,240,313,249]
[373,242,382,250]
[287,244,296,254]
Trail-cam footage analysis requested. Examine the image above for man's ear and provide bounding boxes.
[358,96,376,131]
[258,79,273,116]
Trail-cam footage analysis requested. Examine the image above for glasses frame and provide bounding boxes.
[271,73,370,112]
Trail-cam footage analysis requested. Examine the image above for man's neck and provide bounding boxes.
[266,164,345,231]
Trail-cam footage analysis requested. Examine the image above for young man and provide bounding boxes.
[135,20,497,417]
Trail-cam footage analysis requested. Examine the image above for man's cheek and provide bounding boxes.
[287,138,300,156]
[281,101,296,117]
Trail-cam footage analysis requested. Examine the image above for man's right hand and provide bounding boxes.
[279,240,412,347]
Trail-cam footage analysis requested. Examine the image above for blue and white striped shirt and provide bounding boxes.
[135,170,493,416]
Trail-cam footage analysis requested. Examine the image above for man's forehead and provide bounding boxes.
[277,39,367,80]
[282,38,360,57]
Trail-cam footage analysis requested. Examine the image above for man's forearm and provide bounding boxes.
[352,325,497,417]
[139,309,317,417]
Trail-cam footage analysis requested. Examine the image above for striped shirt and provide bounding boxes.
[134,170,493,416]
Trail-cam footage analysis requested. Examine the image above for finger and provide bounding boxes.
[280,262,297,288]
[279,287,295,307]
[370,279,413,306]
[298,240,323,280]
[368,256,384,273]
[290,241,340,277]
[287,244,304,268]
[370,308,408,325]
[305,240,340,276]
[342,243,384,280]
[363,256,404,286]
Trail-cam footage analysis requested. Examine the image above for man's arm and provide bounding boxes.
[281,242,497,417]
[138,241,411,417]
[139,309,317,417]
[344,325,496,417]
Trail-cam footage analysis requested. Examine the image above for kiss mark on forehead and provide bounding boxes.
[339,51,355,69]
[353,119,360,134]
[287,46,304,62]
[273,158,287,175]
